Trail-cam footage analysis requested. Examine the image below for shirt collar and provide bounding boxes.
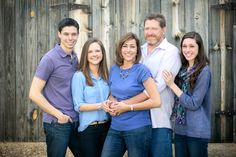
[55,44,76,58]
[90,72,101,80]
[142,38,168,53]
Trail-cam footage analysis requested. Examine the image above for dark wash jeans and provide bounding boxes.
[78,122,110,157]
[174,134,208,157]
[150,128,173,157]
[101,125,152,157]
[43,121,80,157]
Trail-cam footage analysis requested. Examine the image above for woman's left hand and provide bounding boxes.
[112,101,130,116]
[162,70,174,87]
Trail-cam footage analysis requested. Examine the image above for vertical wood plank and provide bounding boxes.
[91,0,102,38]
[193,0,209,53]
[233,24,236,143]
[208,0,222,142]
[107,0,116,66]
[0,0,5,141]
[224,0,234,142]
[15,0,29,141]
[4,0,16,141]
[101,0,112,67]
[27,0,38,141]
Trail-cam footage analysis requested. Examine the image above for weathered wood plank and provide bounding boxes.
[0,0,5,142]
[208,0,221,142]
[224,4,234,142]
[27,0,39,141]
[4,0,16,141]
[193,0,209,53]
[233,24,236,143]
[91,0,102,38]
[15,0,29,141]
[106,0,116,66]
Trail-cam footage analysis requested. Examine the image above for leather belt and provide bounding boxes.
[90,120,108,125]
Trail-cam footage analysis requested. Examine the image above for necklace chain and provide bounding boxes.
[120,69,130,79]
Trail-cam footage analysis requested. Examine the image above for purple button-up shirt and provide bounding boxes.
[35,44,78,123]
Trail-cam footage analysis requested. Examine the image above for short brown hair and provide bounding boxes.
[144,13,166,28]
[115,32,142,66]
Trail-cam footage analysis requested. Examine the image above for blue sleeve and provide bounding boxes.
[108,65,116,87]
[137,64,152,83]
[179,66,211,110]
[71,71,86,113]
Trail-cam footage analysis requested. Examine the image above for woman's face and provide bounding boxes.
[121,39,137,63]
[87,42,103,66]
[182,38,199,66]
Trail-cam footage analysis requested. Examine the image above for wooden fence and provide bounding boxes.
[0,0,235,142]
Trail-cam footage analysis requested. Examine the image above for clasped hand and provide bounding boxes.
[102,100,129,116]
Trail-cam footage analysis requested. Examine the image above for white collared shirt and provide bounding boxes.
[141,38,181,129]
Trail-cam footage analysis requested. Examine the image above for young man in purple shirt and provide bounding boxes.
[29,18,80,157]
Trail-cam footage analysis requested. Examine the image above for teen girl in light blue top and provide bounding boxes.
[72,71,109,131]
[72,38,110,157]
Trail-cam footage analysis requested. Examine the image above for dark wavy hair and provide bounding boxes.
[78,38,109,86]
[115,32,142,66]
[179,31,209,90]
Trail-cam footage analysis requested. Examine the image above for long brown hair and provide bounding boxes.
[78,38,109,86]
[179,31,209,90]
[115,32,142,66]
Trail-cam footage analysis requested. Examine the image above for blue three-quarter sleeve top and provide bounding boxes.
[174,65,212,139]
[72,71,110,132]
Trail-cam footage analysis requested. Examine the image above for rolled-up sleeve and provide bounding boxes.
[71,72,85,112]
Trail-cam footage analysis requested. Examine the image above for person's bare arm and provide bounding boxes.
[29,76,72,123]
[112,77,161,115]
[122,92,149,105]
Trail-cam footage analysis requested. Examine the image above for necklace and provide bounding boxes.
[119,67,130,79]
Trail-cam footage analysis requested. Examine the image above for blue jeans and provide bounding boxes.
[78,122,110,157]
[43,121,80,157]
[150,128,173,157]
[174,134,208,157]
[101,125,152,157]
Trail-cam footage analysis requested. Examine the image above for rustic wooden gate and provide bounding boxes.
[209,0,236,142]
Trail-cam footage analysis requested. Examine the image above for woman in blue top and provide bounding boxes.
[72,38,110,157]
[162,32,211,157]
[101,32,161,157]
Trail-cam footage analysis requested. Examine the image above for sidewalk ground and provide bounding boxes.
[0,142,235,157]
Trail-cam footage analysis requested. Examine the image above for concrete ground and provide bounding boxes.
[0,142,235,157]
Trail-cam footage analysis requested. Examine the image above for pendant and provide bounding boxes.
[120,69,129,79]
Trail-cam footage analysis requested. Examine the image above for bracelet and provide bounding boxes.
[97,103,102,110]
[130,104,134,111]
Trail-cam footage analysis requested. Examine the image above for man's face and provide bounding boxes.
[58,26,79,53]
[144,19,165,46]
